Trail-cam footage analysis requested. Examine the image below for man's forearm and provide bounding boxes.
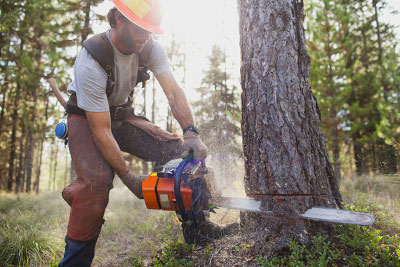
[85,111,129,177]
[92,130,128,177]
[169,86,194,129]
[156,72,194,130]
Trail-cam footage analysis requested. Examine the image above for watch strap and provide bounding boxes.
[183,125,199,134]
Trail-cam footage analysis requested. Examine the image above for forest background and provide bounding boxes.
[0,0,400,265]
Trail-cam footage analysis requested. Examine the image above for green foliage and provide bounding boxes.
[203,246,211,260]
[193,45,242,157]
[127,255,145,267]
[306,0,400,175]
[0,222,58,267]
[258,199,400,266]
[151,239,194,267]
[0,193,67,266]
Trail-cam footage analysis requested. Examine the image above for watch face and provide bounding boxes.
[184,126,199,134]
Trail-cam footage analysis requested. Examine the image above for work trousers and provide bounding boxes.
[62,114,183,241]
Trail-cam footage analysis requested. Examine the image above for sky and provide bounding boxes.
[91,0,400,120]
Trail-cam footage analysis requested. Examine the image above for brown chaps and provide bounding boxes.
[62,114,183,241]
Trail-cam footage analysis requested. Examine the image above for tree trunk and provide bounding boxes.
[81,0,92,43]
[15,121,26,193]
[7,84,21,192]
[166,108,173,132]
[0,74,8,136]
[35,97,49,194]
[53,143,59,191]
[238,0,342,249]
[24,117,34,193]
[21,137,29,193]
[49,139,54,190]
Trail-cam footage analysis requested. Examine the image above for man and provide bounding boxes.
[58,0,207,266]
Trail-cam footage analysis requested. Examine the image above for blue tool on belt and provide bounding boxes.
[55,121,68,140]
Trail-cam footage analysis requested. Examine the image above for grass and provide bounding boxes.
[0,184,183,267]
[0,222,58,266]
[258,200,400,266]
[341,173,400,226]
[0,174,399,266]
[0,192,68,266]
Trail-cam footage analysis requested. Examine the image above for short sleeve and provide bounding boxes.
[148,41,170,75]
[72,49,110,112]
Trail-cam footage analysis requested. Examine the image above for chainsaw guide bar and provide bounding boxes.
[213,197,375,226]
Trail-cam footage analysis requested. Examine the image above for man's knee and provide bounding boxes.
[113,119,183,163]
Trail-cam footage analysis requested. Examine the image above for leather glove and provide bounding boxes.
[181,131,208,159]
[119,170,144,199]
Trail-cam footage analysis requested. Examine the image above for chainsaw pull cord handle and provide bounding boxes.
[174,155,194,221]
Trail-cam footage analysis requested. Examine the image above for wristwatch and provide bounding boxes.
[183,125,199,135]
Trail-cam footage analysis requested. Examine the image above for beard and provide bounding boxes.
[120,24,147,54]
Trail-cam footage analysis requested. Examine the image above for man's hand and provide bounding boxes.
[119,170,144,199]
[181,131,208,159]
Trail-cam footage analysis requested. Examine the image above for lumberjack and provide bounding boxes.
[55,1,207,265]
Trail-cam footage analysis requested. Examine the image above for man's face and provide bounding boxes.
[120,21,151,54]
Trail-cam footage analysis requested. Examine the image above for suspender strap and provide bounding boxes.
[82,33,115,98]
[137,38,153,88]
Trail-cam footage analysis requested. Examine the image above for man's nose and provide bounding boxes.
[141,32,151,40]
[137,30,151,40]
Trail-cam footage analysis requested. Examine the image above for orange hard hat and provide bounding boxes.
[113,0,163,34]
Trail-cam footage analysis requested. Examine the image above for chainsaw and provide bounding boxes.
[138,156,375,244]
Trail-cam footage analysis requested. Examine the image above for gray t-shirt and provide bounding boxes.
[68,31,170,112]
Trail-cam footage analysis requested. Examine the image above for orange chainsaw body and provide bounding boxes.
[142,173,193,211]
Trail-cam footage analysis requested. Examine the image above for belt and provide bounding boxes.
[66,94,134,121]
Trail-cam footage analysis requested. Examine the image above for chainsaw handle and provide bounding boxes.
[174,155,194,221]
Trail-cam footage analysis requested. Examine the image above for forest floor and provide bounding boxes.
[0,174,399,266]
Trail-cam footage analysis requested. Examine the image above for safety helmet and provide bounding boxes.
[113,0,163,34]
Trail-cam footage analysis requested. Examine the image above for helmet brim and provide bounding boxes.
[113,0,163,34]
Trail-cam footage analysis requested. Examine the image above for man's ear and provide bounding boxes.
[114,11,125,26]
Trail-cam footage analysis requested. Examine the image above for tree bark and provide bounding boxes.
[35,97,49,194]
[53,143,59,191]
[24,116,34,193]
[238,0,342,249]
[7,83,21,192]
[0,73,8,136]
[49,139,54,190]
[81,0,92,43]
[15,121,26,193]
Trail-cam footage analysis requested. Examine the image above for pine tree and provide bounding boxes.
[307,0,349,182]
[306,0,399,175]
[193,45,241,178]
